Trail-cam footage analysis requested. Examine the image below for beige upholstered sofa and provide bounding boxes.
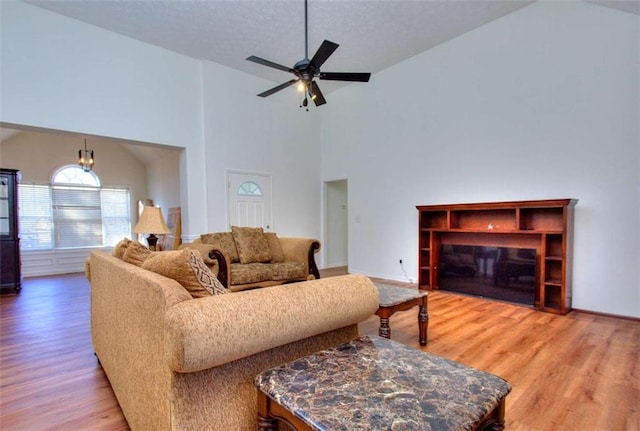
[87,250,378,431]
[180,227,321,292]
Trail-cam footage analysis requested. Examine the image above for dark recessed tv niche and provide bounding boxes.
[439,245,536,306]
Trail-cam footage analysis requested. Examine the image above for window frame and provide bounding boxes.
[237,181,263,196]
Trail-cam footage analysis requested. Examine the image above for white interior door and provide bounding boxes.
[227,171,273,231]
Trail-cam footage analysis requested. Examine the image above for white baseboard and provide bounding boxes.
[347,267,415,284]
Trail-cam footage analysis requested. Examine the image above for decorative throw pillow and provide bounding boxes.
[122,241,152,267]
[112,238,131,259]
[200,232,240,263]
[142,249,228,298]
[265,232,285,263]
[231,226,272,264]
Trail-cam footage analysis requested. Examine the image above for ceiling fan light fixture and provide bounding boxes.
[246,0,371,109]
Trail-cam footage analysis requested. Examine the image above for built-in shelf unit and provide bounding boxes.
[416,199,577,314]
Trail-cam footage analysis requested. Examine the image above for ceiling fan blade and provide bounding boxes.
[310,40,339,69]
[247,55,294,73]
[257,79,298,97]
[310,81,327,106]
[319,72,371,82]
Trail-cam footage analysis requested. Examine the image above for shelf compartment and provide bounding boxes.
[545,234,563,258]
[420,211,447,229]
[544,260,563,283]
[419,232,431,250]
[450,209,516,231]
[520,207,564,231]
[419,267,431,289]
[543,284,563,310]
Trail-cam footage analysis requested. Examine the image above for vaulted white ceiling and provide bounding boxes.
[4,0,637,149]
[24,0,638,96]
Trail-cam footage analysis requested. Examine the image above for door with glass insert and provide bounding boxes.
[227,172,273,231]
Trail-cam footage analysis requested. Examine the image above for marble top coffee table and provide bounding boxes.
[255,335,512,431]
[375,284,429,346]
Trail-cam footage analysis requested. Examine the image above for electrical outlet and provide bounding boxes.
[399,259,403,264]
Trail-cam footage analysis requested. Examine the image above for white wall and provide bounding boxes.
[321,2,639,317]
[201,61,323,239]
[146,149,182,212]
[0,1,208,237]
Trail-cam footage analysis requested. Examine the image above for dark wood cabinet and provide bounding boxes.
[1,168,21,293]
[417,199,577,314]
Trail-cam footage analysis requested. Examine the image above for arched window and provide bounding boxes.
[237,181,263,196]
[18,165,130,250]
[52,166,100,187]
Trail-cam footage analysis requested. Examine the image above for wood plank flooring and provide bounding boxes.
[1,269,638,430]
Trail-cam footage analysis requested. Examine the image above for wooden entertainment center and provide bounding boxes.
[416,199,577,314]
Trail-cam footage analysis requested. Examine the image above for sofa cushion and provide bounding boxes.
[265,233,285,263]
[200,232,240,263]
[112,238,131,259]
[271,262,306,281]
[231,226,272,264]
[230,263,273,285]
[142,249,228,298]
[122,241,152,267]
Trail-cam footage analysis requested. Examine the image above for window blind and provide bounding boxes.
[52,186,102,248]
[17,184,53,250]
[101,188,131,246]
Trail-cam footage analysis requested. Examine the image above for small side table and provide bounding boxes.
[375,284,429,346]
[256,336,511,431]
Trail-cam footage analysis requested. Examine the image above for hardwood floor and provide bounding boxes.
[1,269,638,430]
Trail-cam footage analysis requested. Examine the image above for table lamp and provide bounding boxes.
[133,206,171,250]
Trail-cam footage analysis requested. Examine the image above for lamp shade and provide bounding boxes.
[133,206,171,235]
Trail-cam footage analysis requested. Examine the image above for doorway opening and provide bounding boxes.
[324,179,348,269]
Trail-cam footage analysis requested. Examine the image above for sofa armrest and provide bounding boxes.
[178,243,218,267]
[178,242,236,288]
[165,274,378,373]
[207,249,228,288]
[279,237,321,280]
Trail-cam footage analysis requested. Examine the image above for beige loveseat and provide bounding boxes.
[87,250,378,431]
[180,227,321,292]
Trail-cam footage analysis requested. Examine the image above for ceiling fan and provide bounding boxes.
[246,0,371,110]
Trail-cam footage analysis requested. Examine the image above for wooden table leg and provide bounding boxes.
[257,415,278,431]
[476,397,506,431]
[379,316,391,339]
[418,303,429,346]
[257,390,278,431]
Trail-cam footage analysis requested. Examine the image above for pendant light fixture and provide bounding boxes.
[78,139,95,172]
